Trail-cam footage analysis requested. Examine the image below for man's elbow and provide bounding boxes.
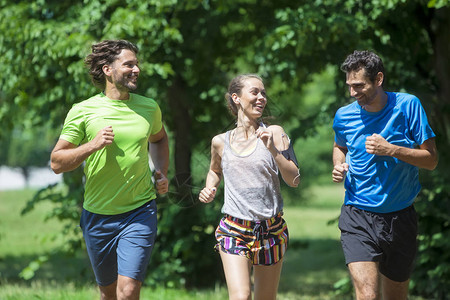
[421,152,439,170]
[50,155,64,174]
[50,161,63,174]
[426,156,439,170]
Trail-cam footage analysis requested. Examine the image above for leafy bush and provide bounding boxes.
[411,169,450,298]
[147,189,223,288]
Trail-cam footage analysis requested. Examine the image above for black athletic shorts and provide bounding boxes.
[339,204,418,282]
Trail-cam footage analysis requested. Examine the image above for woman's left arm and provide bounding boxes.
[257,125,300,187]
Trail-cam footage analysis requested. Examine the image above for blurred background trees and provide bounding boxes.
[0,0,448,297]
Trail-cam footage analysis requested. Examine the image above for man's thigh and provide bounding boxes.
[339,205,383,264]
[339,204,417,282]
[378,206,417,282]
[81,200,157,286]
[117,200,158,282]
[348,261,380,299]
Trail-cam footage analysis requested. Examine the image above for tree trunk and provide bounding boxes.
[167,75,192,199]
[21,166,30,188]
[432,7,450,147]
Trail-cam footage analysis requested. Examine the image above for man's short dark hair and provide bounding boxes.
[85,40,139,89]
[341,50,384,83]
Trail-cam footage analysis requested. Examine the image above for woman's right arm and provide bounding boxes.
[199,134,224,203]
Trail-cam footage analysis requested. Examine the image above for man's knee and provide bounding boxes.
[381,275,409,300]
[351,276,379,300]
[355,285,379,300]
[117,276,141,300]
[99,281,117,300]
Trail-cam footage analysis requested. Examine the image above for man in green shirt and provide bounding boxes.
[51,40,169,300]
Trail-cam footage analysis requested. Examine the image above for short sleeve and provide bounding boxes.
[59,105,86,145]
[406,96,435,146]
[151,102,163,135]
[333,109,347,147]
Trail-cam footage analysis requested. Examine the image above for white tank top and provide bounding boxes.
[221,130,283,221]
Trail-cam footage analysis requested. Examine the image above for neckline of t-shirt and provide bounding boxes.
[100,92,133,103]
[359,92,392,116]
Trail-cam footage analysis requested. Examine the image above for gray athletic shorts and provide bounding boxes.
[339,204,418,282]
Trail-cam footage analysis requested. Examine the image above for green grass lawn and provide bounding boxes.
[0,189,65,256]
[0,185,426,299]
[279,184,348,299]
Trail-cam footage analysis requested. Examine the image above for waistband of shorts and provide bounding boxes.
[347,204,415,216]
[224,211,283,227]
[84,199,155,217]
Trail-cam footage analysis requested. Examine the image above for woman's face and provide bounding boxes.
[233,78,267,119]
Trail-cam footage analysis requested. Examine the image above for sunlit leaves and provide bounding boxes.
[428,0,450,8]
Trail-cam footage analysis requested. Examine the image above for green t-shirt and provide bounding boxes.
[60,93,163,215]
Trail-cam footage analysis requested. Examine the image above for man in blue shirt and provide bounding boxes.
[332,50,438,300]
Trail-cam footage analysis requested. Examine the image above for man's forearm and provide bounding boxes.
[390,144,438,170]
[333,143,347,166]
[149,134,169,176]
[51,142,95,174]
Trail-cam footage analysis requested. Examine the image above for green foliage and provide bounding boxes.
[287,66,337,189]
[0,2,92,137]
[148,192,223,287]
[428,0,450,8]
[18,168,86,281]
[0,124,57,184]
[19,255,49,280]
[411,171,450,298]
[333,277,353,297]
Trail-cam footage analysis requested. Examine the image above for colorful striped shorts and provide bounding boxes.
[215,212,289,266]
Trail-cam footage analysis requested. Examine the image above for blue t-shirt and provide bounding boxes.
[333,92,435,213]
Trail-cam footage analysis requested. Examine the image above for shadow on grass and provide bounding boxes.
[279,238,350,298]
[0,250,94,286]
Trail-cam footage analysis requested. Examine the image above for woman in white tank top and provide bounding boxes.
[199,74,300,300]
